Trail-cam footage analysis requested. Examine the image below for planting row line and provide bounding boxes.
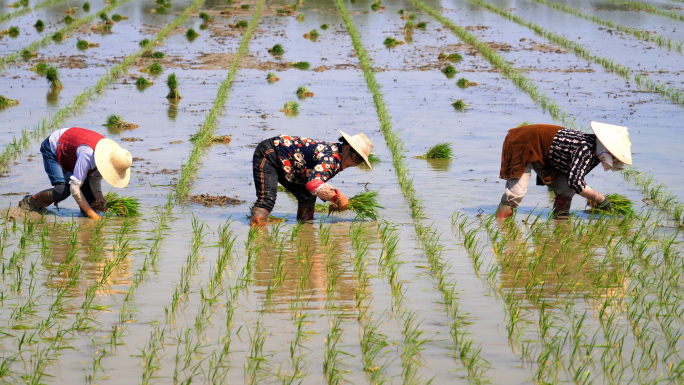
[604,0,684,23]
[0,0,65,24]
[336,0,492,382]
[0,0,204,172]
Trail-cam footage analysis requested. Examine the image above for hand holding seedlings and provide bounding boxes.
[250,131,374,226]
[19,127,133,221]
[496,122,632,219]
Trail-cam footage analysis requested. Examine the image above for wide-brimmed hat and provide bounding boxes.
[94,138,132,188]
[590,121,632,165]
[338,130,374,169]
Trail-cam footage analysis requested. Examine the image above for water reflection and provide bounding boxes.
[46,88,60,106]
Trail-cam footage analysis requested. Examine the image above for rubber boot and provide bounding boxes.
[552,196,572,218]
[296,202,316,222]
[250,206,270,227]
[19,189,54,214]
[495,203,513,220]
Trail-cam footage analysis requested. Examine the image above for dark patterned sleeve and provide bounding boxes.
[567,143,595,194]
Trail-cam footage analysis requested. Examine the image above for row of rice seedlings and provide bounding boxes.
[0,0,207,172]
[0,0,134,71]
[409,0,684,223]
[604,0,684,23]
[530,0,682,52]
[0,0,64,24]
[336,0,492,380]
[175,0,265,199]
[466,0,684,107]
[623,168,684,223]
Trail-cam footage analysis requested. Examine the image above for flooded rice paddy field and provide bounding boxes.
[1,0,684,383]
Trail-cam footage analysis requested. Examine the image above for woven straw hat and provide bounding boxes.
[590,121,632,165]
[338,130,374,169]
[94,139,132,188]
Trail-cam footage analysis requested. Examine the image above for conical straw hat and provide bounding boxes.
[590,121,632,165]
[338,130,374,169]
[94,138,132,188]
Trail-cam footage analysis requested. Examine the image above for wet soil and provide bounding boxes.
[188,193,245,206]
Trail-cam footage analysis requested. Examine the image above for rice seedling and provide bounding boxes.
[587,193,635,217]
[185,28,198,40]
[383,37,404,48]
[103,114,138,131]
[416,21,426,29]
[320,24,329,30]
[33,62,48,73]
[266,72,280,82]
[33,19,44,30]
[303,29,319,40]
[0,95,19,107]
[45,66,62,89]
[146,62,163,74]
[83,2,90,11]
[152,51,164,58]
[63,15,74,24]
[51,31,63,41]
[296,13,304,21]
[367,153,380,164]
[451,99,468,110]
[342,191,384,220]
[5,26,20,37]
[456,77,478,88]
[229,19,248,28]
[371,0,383,11]
[280,100,299,116]
[76,39,99,49]
[99,11,112,24]
[139,39,150,47]
[295,86,314,99]
[20,48,36,60]
[240,4,249,9]
[135,76,153,88]
[439,52,462,62]
[166,73,182,100]
[289,61,310,70]
[199,12,212,22]
[416,142,452,160]
[268,43,285,55]
[404,21,414,36]
[441,64,457,78]
[111,14,127,22]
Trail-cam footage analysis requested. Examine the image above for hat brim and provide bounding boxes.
[95,139,131,188]
[590,121,632,165]
[338,130,373,169]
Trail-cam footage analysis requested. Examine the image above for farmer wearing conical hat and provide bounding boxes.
[496,122,632,219]
[20,127,132,220]
[250,131,373,226]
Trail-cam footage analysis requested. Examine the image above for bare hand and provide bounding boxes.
[335,193,349,211]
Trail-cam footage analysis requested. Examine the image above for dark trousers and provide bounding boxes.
[252,139,316,212]
[40,137,95,205]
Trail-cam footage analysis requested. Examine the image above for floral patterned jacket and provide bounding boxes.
[272,135,343,201]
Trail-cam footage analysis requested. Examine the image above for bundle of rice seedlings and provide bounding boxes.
[451,99,468,111]
[289,61,310,70]
[146,62,163,74]
[383,37,404,48]
[296,13,304,22]
[320,24,329,30]
[77,39,99,50]
[166,73,182,99]
[587,193,636,217]
[268,44,285,55]
[34,20,44,30]
[189,133,231,144]
[152,51,164,58]
[371,0,383,11]
[139,39,150,47]
[104,114,138,131]
[0,95,19,108]
[317,191,384,220]
[517,121,532,127]
[83,2,90,11]
[104,192,141,217]
[63,15,75,24]
[442,65,457,78]
[266,72,280,83]
[33,62,48,74]
[416,142,452,159]
[21,49,36,60]
[456,78,478,88]
[303,29,319,40]
[45,66,62,89]
[51,31,64,41]
[136,76,153,87]
[229,20,248,28]
[185,28,198,40]
[111,14,128,22]
[240,4,250,9]
[199,12,212,22]
[296,86,314,98]
[416,21,427,29]
[99,11,112,24]
[280,100,299,116]
[368,153,380,164]
[439,52,462,62]
[404,21,414,35]
[7,26,20,37]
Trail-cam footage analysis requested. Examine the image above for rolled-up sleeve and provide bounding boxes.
[567,144,594,194]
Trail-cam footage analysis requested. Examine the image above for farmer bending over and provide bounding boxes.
[250,131,373,226]
[496,122,632,219]
[20,127,132,220]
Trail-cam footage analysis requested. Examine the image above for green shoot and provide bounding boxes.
[268,44,285,55]
[417,142,452,159]
[266,72,280,82]
[45,66,62,90]
[104,192,141,217]
[280,100,299,116]
[166,73,182,99]
[383,37,404,48]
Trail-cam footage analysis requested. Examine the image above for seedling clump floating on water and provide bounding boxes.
[441,65,457,78]
[404,21,414,36]
[3,26,20,37]
[229,20,248,28]
[297,13,304,22]
[21,49,36,60]
[146,62,163,74]
[416,21,427,29]
[320,24,329,30]
[0,95,19,108]
[383,37,404,48]
[417,142,452,159]
[199,12,212,22]
[303,29,319,40]
[77,39,99,50]
[151,51,164,58]
[296,86,314,99]
[63,15,75,24]
[166,73,182,100]
[111,14,128,22]
[34,20,44,31]
[103,192,141,217]
[451,99,468,111]
[268,44,284,56]
[45,66,62,90]
[51,31,64,41]
[280,100,299,116]
[371,0,384,11]
[290,61,310,70]
[99,12,112,25]
[456,77,478,88]
[189,134,231,144]
[135,76,153,88]
[34,62,48,74]
[139,39,150,47]
[104,114,139,131]
[240,4,249,9]
[185,28,198,41]
[439,52,462,62]
[83,2,90,11]
[587,193,635,216]
[266,72,280,83]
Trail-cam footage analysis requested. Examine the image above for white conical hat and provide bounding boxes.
[94,138,132,188]
[590,121,632,165]
[338,130,374,169]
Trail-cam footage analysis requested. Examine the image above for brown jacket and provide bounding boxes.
[499,124,563,180]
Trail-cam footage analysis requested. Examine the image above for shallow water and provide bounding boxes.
[1,0,684,383]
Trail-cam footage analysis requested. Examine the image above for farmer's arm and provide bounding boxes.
[568,144,606,205]
[71,153,100,220]
[89,171,107,210]
[305,157,348,210]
